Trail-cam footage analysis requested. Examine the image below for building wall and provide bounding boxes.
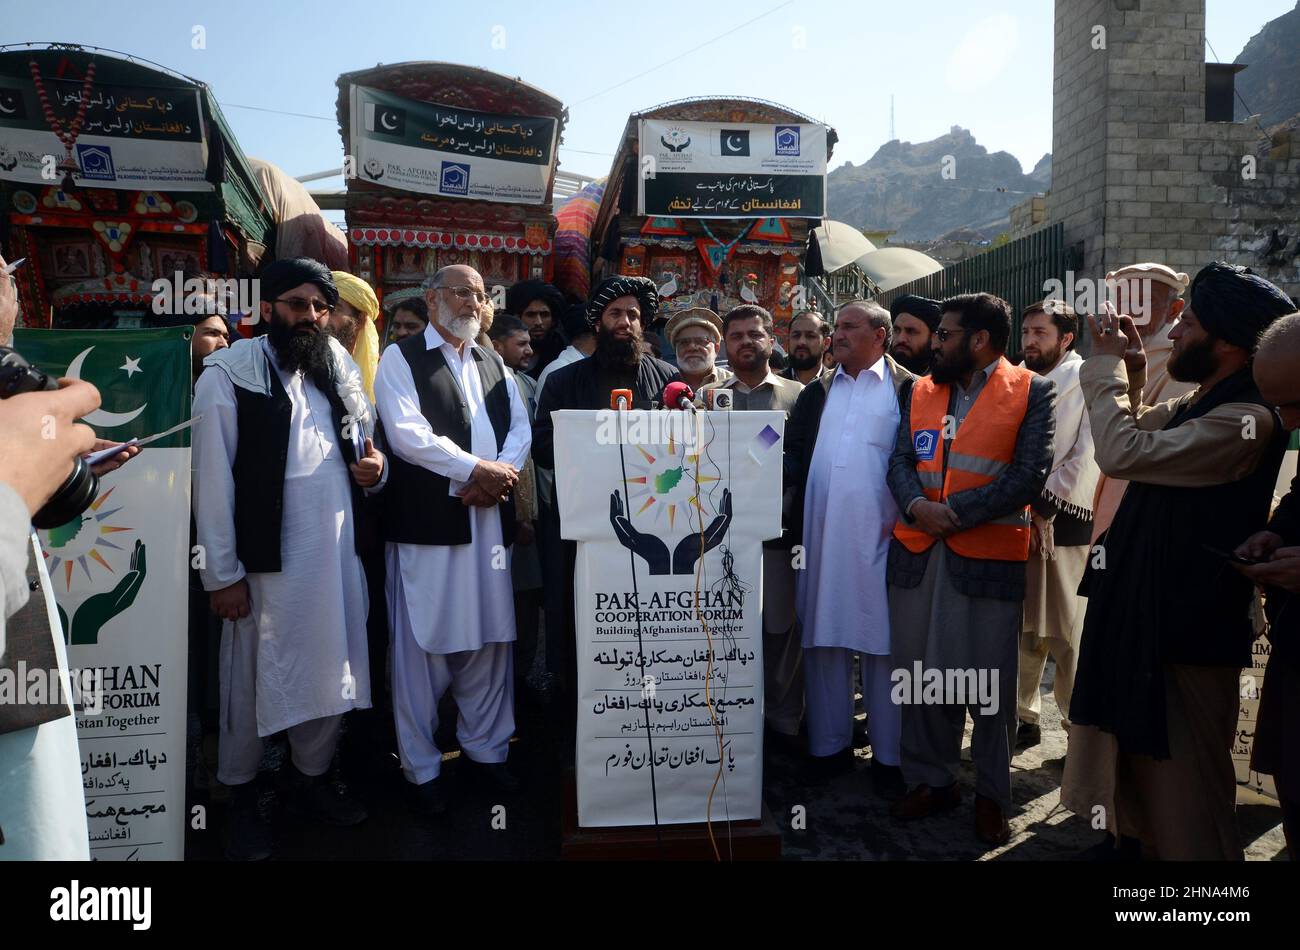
[1050,0,1300,300]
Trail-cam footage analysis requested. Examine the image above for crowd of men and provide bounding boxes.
[3,244,1299,864]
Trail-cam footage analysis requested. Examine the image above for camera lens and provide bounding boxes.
[32,457,100,529]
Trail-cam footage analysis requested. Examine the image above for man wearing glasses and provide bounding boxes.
[374,264,532,816]
[664,307,730,392]
[193,258,386,859]
[886,292,1056,847]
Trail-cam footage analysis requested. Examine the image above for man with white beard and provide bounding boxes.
[666,307,730,391]
[193,258,386,860]
[374,265,531,816]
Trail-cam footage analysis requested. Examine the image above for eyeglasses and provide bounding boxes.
[440,286,489,304]
[676,336,715,350]
[933,327,969,343]
[274,296,333,315]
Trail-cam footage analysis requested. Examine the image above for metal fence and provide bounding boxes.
[873,223,1081,343]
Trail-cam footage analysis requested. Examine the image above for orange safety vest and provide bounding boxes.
[893,357,1034,561]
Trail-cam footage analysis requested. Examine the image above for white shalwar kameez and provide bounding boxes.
[796,357,901,762]
[374,325,531,785]
[193,337,373,786]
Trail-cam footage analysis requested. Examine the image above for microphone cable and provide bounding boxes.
[613,393,663,852]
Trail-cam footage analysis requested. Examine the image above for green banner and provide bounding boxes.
[13,326,193,860]
[12,328,192,446]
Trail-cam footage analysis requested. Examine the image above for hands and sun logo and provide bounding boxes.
[40,485,147,645]
[611,435,732,576]
[622,435,720,532]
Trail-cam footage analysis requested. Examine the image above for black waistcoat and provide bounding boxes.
[1152,371,1289,665]
[380,336,516,547]
[232,354,362,574]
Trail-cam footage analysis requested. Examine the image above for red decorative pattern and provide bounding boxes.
[350,227,551,255]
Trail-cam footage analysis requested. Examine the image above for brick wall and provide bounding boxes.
[1050,0,1299,300]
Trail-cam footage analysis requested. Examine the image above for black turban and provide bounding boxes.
[1189,261,1296,353]
[889,294,942,331]
[506,280,566,320]
[586,275,658,326]
[260,257,338,309]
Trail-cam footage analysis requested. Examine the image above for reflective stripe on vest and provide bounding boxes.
[893,357,1034,561]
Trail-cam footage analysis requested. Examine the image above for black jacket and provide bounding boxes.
[532,354,677,469]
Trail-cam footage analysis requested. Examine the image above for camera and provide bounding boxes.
[0,345,100,529]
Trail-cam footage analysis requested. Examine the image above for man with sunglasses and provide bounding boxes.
[374,264,532,815]
[192,257,386,860]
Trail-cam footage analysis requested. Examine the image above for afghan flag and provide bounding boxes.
[12,327,192,861]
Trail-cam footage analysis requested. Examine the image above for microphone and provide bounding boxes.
[610,388,633,410]
[661,380,697,412]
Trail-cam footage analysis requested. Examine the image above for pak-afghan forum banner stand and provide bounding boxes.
[553,408,783,829]
[637,119,827,218]
[348,83,558,203]
[13,327,192,861]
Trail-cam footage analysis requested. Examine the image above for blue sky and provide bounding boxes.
[3,0,1291,196]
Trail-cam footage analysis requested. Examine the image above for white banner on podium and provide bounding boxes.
[553,409,784,827]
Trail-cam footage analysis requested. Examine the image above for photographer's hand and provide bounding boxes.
[0,379,100,516]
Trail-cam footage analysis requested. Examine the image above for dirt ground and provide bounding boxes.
[184,657,1288,861]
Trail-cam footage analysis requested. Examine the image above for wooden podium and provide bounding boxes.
[559,770,783,861]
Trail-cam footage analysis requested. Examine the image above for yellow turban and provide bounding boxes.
[332,271,380,401]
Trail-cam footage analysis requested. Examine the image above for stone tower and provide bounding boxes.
[1049,0,1299,298]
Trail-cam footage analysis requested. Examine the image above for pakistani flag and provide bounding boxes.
[12,327,192,861]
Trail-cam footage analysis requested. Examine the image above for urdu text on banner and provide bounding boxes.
[637,119,827,218]
[348,84,558,204]
[0,76,211,191]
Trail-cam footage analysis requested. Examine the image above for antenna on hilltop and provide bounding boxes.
[890,94,895,142]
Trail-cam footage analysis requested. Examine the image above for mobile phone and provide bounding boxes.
[1200,542,1263,565]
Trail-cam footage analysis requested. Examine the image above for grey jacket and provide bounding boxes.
[886,363,1057,601]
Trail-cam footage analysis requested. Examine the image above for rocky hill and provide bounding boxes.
[1234,1,1300,126]
[826,126,1049,242]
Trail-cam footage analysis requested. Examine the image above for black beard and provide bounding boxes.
[789,351,821,371]
[594,323,643,369]
[929,343,974,385]
[328,319,359,353]
[1023,344,1062,375]
[1168,336,1218,383]
[269,318,333,386]
[891,348,932,375]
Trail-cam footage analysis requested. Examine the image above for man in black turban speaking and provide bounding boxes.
[530,276,676,707]
[1061,261,1296,861]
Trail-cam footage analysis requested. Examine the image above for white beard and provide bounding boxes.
[677,354,713,375]
[446,313,482,343]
